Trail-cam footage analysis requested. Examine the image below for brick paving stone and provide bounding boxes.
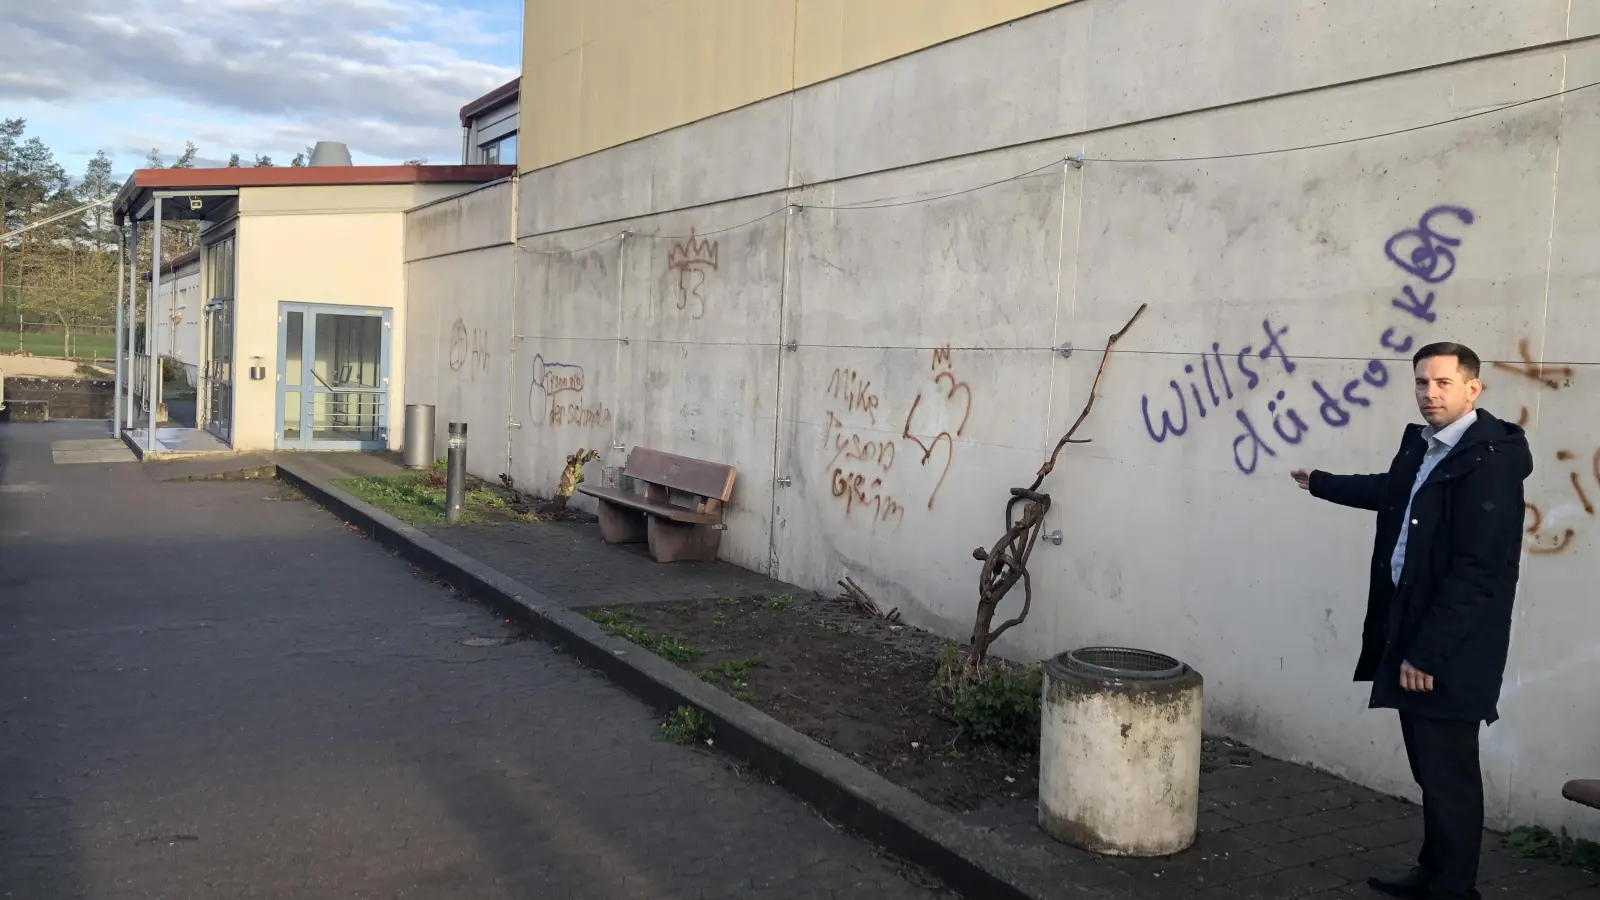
[1246,834,1367,869]
[426,519,788,608]
[0,422,946,900]
[1189,863,1348,900]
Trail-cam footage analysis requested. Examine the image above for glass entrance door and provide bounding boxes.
[276,303,390,450]
[202,298,234,443]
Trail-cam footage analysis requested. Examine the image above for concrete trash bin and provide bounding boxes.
[1038,647,1203,857]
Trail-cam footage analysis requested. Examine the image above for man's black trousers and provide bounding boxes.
[1399,712,1483,898]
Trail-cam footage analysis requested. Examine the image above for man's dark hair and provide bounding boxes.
[1413,341,1481,379]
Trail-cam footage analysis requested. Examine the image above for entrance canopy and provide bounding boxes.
[112,164,511,224]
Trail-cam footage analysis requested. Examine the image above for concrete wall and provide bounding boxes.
[403,181,516,471]
[451,0,1600,834]
[231,182,477,452]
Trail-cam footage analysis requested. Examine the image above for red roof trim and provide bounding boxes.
[460,77,520,125]
[113,164,514,223]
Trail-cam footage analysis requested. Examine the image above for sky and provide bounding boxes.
[0,0,521,179]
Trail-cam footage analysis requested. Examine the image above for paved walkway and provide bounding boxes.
[0,422,946,900]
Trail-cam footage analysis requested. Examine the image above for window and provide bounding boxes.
[479,133,516,166]
[205,235,236,300]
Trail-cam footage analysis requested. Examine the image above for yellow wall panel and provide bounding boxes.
[523,51,585,173]
[520,0,1075,171]
[523,0,584,65]
[793,0,1074,86]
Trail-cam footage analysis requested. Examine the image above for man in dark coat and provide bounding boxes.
[1291,341,1531,900]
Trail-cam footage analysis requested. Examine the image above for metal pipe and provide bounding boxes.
[146,199,161,451]
[445,422,467,523]
[111,225,125,435]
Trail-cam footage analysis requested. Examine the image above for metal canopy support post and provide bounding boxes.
[146,198,161,451]
[111,226,126,435]
[125,220,139,429]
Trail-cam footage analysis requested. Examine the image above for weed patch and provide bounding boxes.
[332,473,507,526]
[1506,825,1600,869]
[931,642,1043,751]
[659,706,712,744]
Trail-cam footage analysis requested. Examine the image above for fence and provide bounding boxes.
[130,353,161,415]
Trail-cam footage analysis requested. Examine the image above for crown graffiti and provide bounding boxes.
[667,230,718,270]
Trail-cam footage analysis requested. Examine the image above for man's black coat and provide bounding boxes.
[1309,409,1531,724]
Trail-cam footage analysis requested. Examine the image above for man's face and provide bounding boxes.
[1414,355,1481,429]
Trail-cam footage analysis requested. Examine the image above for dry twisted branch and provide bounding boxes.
[966,303,1147,670]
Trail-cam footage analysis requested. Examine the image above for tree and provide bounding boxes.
[1,117,30,312]
[290,152,306,167]
[252,155,275,168]
[171,141,198,168]
[403,158,429,165]
[2,122,72,328]
[226,153,242,168]
[78,151,119,253]
[145,148,164,169]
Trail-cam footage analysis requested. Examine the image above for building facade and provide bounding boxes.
[403,0,1600,835]
[462,78,519,167]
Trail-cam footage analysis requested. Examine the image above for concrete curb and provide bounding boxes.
[276,459,1113,900]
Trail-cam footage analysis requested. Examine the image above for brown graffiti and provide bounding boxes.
[825,429,896,474]
[448,319,490,376]
[532,354,584,396]
[666,229,718,319]
[829,468,905,528]
[932,345,952,370]
[448,320,468,371]
[901,350,974,508]
[1493,338,1573,390]
[1525,502,1575,554]
[827,368,880,424]
[900,400,954,508]
[549,402,613,428]
[528,352,608,428]
[1523,446,1600,555]
[1516,406,1530,428]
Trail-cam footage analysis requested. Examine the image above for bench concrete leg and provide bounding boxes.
[597,500,647,544]
[647,517,721,563]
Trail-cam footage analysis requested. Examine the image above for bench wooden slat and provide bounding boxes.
[624,447,735,501]
[577,486,720,525]
[1564,779,1600,810]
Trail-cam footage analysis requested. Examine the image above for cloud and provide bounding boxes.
[0,0,518,162]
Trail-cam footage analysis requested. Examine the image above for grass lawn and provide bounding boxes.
[331,471,522,526]
[2,329,117,361]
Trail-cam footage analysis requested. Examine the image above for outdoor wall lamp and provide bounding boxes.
[249,356,266,381]
[188,196,203,211]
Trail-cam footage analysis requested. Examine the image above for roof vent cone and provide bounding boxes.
[309,142,353,167]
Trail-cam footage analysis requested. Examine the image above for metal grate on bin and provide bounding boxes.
[1065,647,1186,681]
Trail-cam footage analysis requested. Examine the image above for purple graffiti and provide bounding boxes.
[1140,318,1296,444]
[1391,285,1437,324]
[1142,382,1190,441]
[1380,327,1414,355]
[1232,409,1278,475]
[1384,205,1475,283]
[1147,204,1471,476]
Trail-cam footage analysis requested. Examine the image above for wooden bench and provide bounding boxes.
[1564,780,1600,810]
[576,447,736,563]
[2,399,49,422]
